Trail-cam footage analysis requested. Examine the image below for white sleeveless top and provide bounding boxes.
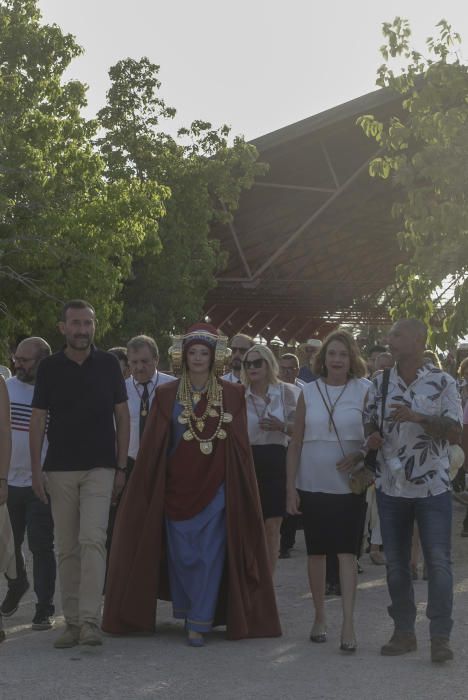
[296,377,371,494]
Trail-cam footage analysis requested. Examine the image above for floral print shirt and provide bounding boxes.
[364,364,463,498]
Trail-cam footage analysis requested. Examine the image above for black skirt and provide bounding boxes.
[298,490,366,555]
[251,444,287,520]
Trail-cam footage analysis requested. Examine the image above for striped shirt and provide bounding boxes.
[6,376,47,487]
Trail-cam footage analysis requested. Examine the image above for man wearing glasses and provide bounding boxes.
[222,334,254,383]
[1,337,56,631]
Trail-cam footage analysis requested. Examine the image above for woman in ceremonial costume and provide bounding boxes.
[102,323,281,647]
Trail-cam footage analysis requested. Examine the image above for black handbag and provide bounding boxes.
[364,368,390,471]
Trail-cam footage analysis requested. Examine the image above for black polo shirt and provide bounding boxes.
[32,346,127,471]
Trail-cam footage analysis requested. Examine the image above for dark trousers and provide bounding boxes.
[280,515,302,552]
[6,486,56,614]
[377,489,453,639]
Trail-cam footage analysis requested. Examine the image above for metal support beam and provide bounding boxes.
[320,140,340,189]
[221,202,253,279]
[252,150,380,280]
[217,307,241,329]
[254,182,336,194]
[238,310,263,333]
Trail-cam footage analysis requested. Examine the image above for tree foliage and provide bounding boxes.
[96,58,265,344]
[0,0,168,348]
[357,18,468,346]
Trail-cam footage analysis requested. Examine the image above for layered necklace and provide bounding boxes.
[177,368,232,455]
[249,388,271,421]
[133,372,160,417]
[322,380,348,432]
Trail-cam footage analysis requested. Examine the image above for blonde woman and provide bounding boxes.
[242,344,297,573]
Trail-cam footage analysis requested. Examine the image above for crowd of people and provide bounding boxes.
[1,299,467,664]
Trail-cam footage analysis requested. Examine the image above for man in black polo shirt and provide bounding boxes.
[30,300,129,649]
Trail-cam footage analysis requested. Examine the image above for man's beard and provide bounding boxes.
[15,368,34,383]
[231,358,242,371]
[68,335,92,350]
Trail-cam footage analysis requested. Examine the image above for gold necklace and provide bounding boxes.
[177,368,232,454]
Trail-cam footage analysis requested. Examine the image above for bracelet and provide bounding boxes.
[115,465,127,472]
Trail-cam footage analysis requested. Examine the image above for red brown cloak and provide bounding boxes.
[102,379,281,640]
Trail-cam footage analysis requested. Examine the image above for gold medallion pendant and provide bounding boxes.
[222,412,233,423]
[208,408,219,418]
[200,441,213,455]
[217,428,227,440]
[178,414,188,424]
[183,430,194,441]
[196,419,205,432]
[140,409,148,417]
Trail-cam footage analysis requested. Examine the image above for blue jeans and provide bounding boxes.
[376,489,453,639]
[6,486,56,615]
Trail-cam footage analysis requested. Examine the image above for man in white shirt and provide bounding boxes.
[222,334,254,383]
[126,335,175,467]
[1,337,56,631]
[105,335,175,572]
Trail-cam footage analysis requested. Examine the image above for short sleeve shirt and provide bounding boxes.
[32,346,127,471]
[364,363,463,498]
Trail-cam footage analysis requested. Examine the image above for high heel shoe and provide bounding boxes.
[340,639,357,653]
[310,626,327,643]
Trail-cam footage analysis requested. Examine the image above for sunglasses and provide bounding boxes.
[243,358,264,369]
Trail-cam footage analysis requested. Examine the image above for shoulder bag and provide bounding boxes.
[316,380,374,495]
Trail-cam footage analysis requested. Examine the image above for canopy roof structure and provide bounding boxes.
[205,87,407,343]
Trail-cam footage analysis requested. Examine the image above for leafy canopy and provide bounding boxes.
[357,18,468,347]
[0,0,168,348]
[96,57,265,345]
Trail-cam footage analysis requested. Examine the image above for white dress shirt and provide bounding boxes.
[221,371,242,384]
[127,370,175,459]
[245,382,298,448]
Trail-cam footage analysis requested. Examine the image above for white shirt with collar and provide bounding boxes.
[221,371,242,384]
[245,382,297,448]
[127,370,175,459]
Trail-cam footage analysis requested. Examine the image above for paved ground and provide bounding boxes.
[1,501,468,700]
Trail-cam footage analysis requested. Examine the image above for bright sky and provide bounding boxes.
[38,0,468,141]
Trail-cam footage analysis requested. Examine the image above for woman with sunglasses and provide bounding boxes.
[242,345,298,574]
[286,330,370,653]
[103,324,281,647]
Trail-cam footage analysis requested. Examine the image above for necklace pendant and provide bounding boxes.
[200,441,213,455]
[183,430,194,441]
[192,392,201,403]
[178,414,188,424]
[217,428,227,440]
[212,399,222,407]
[208,408,219,418]
[140,409,148,417]
[222,412,233,423]
[196,419,205,432]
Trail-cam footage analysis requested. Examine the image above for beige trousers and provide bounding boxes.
[47,468,114,626]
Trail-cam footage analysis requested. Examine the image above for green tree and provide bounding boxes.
[96,57,265,343]
[0,1,168,346]
[357,18,468,346]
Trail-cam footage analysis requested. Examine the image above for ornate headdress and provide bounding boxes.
[169,323,230,377]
